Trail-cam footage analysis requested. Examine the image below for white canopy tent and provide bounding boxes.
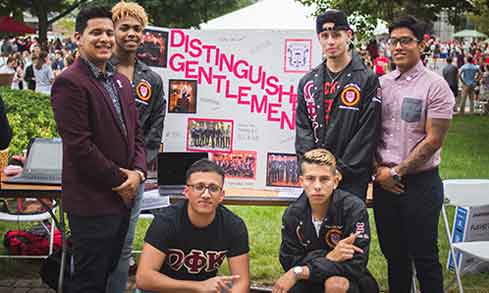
[199,0,317,30]
[200,0,388,41]
[373,20,388,36]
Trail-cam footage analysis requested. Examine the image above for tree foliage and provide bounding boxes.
[0,0,88,49]
[467,0,489,35]
[297,0,482,32]
[1,0,253,49]
[144,0,254,28]
[91,0,254,28]
[0,87,58,156]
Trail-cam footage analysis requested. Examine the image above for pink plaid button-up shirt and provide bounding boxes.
[377,61,455,171]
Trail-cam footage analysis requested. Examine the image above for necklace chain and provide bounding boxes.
[326,67,344,83]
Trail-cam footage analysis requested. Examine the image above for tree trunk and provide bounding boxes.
[12,10,24,22]
[33,0,49,50]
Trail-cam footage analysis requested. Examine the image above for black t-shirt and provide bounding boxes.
[144,200,249,281]
[322,61,352,127]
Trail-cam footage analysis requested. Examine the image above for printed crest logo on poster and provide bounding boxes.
[284,39,312,73]
[287,44,309,68]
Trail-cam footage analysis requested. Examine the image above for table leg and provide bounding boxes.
[58,199,66,293]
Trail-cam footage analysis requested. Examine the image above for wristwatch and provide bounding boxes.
[389,168,402,182]
[292,266,304,280]
[135,169,146,183]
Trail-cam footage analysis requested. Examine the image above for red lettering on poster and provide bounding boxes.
[168,29,299,130]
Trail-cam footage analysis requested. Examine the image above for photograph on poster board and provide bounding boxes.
[168,79,198,113]
[284,39,312,73]
[212,150,257,180]
[137,29,168,67]
[187,118,233,153]
[266,153,300,187]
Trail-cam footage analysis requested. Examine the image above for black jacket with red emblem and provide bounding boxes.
[111,57,166,165]
[279,189,371,284]
[295,52,381,191]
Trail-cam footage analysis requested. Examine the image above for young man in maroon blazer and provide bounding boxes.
[50,5,146,293]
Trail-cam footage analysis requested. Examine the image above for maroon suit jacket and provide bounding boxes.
[51,58,146,216]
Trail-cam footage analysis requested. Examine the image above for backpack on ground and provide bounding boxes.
[3,226,62,256]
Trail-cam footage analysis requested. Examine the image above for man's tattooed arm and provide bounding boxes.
[395,118,451,176]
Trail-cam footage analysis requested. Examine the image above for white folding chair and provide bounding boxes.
[0,199,57,259]
[442,179,489,293]
[411,261,418,293]
[474,90,489,115]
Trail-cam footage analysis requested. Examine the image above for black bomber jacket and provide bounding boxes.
[295,52,382,187]
[279,189,371,284]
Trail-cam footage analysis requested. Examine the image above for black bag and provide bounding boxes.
[40,239,74,291]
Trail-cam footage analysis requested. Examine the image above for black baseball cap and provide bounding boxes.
[316,9,351,34]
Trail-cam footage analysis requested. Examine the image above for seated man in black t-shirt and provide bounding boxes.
[136,159,250,292]
[273,149,378,293]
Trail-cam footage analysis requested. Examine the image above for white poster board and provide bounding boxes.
[448,205,489,273]
[142,27,322,191]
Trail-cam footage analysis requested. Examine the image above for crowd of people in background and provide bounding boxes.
[0,36,77,93]
[3,32,488,115]
[359,37,489,114]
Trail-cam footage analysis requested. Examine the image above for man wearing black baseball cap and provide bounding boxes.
[295,8,381,201]
[315,9,351,32]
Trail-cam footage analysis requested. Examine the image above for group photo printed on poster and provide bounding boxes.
[186,118,233,153]
[212,150,257,180]
[137,28,169,67]
[266,153,300,188]
[168,79,198,113]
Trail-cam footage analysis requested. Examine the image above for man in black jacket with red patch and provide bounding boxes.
[274,149,377,293]
[295,9,381,199]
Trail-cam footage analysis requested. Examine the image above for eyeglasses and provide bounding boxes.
[187,183,222,195]
[387,37,419,47]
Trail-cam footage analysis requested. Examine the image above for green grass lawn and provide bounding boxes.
[1,115,489,291]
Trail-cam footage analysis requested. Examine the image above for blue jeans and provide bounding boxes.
[106,184,144,293]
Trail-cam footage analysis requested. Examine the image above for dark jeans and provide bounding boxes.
[66,213,130,293]
[373,168,444,293]
[450,85,458,98]
[339,181,369,201]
